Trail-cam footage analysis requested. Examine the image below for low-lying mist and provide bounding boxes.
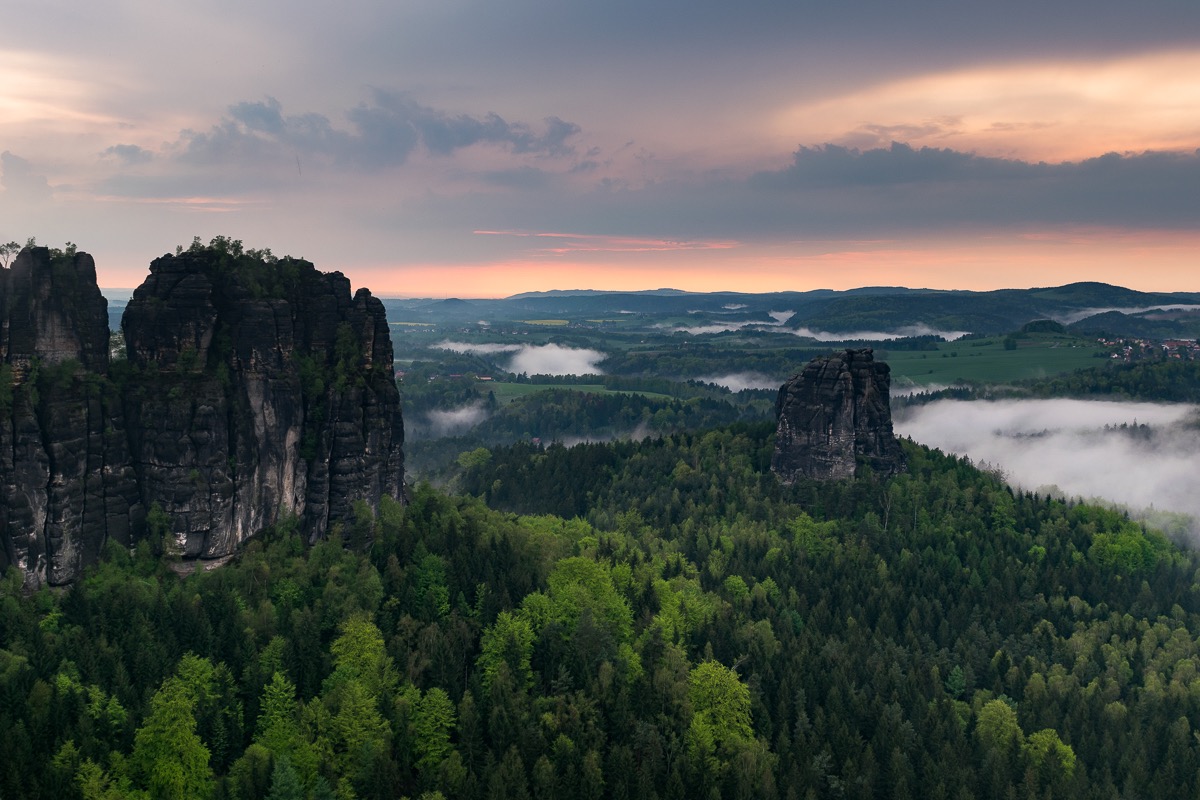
[437,341,521,355]
[508,344,606,375]
[559,422,654,448]
[408,402,491,440]
[895,399,1200,537]
[890,381,961,397]
[1052,304,1200,325]
[669,310,795,336]
[793,324,969,342]
[437,341,606,375]
[699,373,780,392]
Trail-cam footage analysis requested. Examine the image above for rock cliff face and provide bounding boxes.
[0,243,405,586]
[0,247,142,585]
[771,348,905,483]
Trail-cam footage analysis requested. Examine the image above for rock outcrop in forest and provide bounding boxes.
[0,246,141,585]
[771,348,905,482]
[0,241,405,587]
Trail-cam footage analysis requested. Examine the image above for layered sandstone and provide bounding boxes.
[771,348,905,483]
[0,243,405,586]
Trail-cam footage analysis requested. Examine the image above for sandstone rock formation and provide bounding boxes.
[0,247,141,585]
[771,348,905,483]
[0,243,405,586]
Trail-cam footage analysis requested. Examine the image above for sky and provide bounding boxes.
[3,0,1199,297]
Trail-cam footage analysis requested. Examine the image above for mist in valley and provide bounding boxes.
[699,373,780,392]
[793,324,970,342]
[1052,304,1200,325]
[670,310,795,336]
[437,341,607,375]
[418,402,491,438]
[894,399,1200,537]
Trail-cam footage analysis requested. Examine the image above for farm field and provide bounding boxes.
[881,333,1107,388]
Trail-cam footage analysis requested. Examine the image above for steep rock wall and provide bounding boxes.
[0,244,405,586]
[771,348,905,483]
[121,247,405,558]
[0,248,141,585]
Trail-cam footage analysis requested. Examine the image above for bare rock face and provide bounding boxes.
[0,243,405,587]
[771,348,905,483]
[0,247,141,585]
[121,246,405,558]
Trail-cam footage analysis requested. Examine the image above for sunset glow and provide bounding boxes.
[1,3,1197,296]
[774,51,1200,161]
[344,228,1200,298]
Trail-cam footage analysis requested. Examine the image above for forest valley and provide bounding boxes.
[3,423,1199,800]
[6,245,1200,799]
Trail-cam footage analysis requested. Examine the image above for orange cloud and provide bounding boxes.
[773,50,1200,161]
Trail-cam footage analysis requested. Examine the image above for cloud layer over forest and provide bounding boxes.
[699,373,779,392]
[895,399,1200,535]
[437,341,606,375]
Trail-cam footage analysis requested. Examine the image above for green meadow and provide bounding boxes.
[881,333,1107,388]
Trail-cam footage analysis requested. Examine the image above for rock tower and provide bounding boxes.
[0,243,405,586]
[771,348,905,483]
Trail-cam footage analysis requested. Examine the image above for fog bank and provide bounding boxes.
[437,341,607,375]
[794,324,969,342]
[437,341,520,355]
[895,399,1200,535]
[890,380,962,397]
[428,403,490,435]
[508,344,606,375]
[1053,304,1200,325]
[670,310,795,336]
[700,373,779,392]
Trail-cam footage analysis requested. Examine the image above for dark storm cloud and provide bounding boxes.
[179,92,580,172]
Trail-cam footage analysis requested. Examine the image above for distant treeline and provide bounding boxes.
[897,358,1200,407]
[406,388,771,479]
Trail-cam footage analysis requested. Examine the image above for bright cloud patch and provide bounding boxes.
[437,341,606,375]
[508,343,606,375]
[424,402,490,437]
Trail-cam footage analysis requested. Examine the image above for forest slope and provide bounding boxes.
[2,426,1198,799]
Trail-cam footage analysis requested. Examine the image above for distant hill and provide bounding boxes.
[1068,308,1200,339]
[506,288,693,299]
[360,282,1200,336]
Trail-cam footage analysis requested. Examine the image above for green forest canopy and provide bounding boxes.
[3,422,1200,799]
